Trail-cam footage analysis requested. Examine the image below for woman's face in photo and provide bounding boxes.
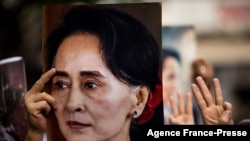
[51,34,136,141]
[162,56,180,98]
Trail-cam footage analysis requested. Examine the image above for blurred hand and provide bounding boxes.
[169,92,195,125]
[191,76,234,125]
[24,68,56,134]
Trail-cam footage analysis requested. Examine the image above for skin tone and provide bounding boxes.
[192,76,234,125]
[162,57,180,106]
[24,34,234,141]
[169,92,194,125]
[162,56,194,125]
[25,33,149,141]
[169,76,234,125]
[165,66,234,125]
[24,68,56,141]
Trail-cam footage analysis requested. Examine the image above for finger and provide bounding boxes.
[170,95,179,117]
[218,110,232,125]
[214,78,223,106]
[196,76,213,106]
[30,92,56,108]
[177,92,185,115]
[223,102,233,111]
[34,100,52,115]
[25,92,56,113]
[186,92,193,115]
[27,100,51,116]
[229,119,234,125]
[29,68,56,94]
[169,115,174,124]
[191,84,207,111]
[169,115,178,125]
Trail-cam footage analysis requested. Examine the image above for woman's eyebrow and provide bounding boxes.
[54,70,69,77]
[80,71,105,78]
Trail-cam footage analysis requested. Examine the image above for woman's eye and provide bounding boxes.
[55,81,68,89]
[169,73,175,79]
[85,82,97,89]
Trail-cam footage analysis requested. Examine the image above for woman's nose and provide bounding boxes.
[66,88,85,113]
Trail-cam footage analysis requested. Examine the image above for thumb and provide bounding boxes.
[218,110,233,125]
[169,115,179,125]
[223,102,233,111]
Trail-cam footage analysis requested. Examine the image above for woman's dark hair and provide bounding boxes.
[43,5,160,92]
[162,48,181,64]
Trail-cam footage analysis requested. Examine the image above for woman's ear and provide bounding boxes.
[132,85,150,118]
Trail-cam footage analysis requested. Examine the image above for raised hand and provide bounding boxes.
[169,92,195,125]
[191,76,234,125]
[24,68,56,140]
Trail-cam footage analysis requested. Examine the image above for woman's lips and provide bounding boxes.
[67,121,91,130]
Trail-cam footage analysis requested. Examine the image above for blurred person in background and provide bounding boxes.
[162,48,194,125]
